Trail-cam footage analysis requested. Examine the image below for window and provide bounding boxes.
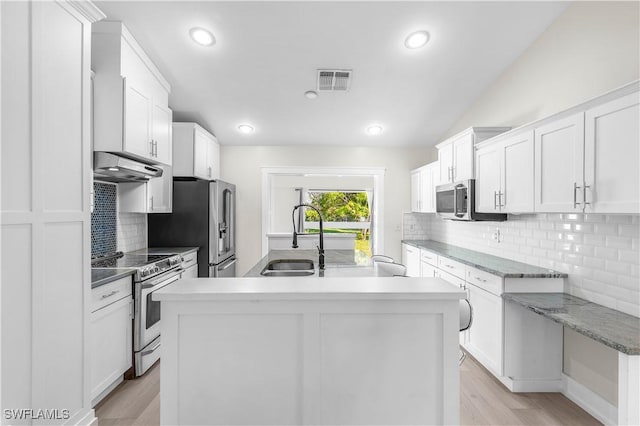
[301,190,372,262]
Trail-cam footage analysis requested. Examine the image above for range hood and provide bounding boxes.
[93,152,162,182]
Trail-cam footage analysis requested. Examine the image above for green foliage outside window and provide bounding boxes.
[304,192,370,222]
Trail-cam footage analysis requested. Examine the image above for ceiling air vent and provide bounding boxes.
[317,69,352,92]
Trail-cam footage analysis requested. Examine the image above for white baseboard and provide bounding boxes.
[500,376,563,393]
[562,373,617,425]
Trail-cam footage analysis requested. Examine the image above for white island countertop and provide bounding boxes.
[154,276,464,302]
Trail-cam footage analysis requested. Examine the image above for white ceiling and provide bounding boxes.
[94,1,568,147]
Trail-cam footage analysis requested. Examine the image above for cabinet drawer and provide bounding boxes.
[420,249,438,267]
[437,257,466,280]
[466,268,502,296]
[92,276,132,313]
[181,251,198,268]
[437,270,466,289]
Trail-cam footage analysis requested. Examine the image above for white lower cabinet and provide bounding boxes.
[401,243,421,277]
[182,264,198,278]
[90,276,133,406]
[409,242,565,391]
[466,282,503,376]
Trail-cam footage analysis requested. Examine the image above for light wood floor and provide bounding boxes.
[95,355,601,425]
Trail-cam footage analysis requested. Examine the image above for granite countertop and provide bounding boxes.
[402,240,567,278]
[503,293,640,355]
[91,268,135,289]
[129,246,199,256]
[244,249,373,278]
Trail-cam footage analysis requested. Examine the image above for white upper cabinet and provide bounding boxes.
[410,170,421,212]
[437,127,511,184]
[534,113,585,212]
[475,144,502,213]
[173,123,220,180]
[502,131,534,213]
[410,162,439,213]
[119,165,173,213]
[584,92,640,213]
[476,130,534,213]
[92,21,172,166]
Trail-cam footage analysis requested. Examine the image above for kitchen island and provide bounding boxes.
[155,256,465,425]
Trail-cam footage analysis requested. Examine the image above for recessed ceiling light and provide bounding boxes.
[237,124,254,134]
[366,125,383,136]
[404,30,430,49]
[304,90,318,99]
[189,27,216,46]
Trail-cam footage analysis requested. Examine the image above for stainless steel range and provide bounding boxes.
[92,251,182,376]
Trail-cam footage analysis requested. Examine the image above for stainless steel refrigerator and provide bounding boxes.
[148,178,236,277]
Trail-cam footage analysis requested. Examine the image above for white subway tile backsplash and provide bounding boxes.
[403,212,640,317]
[117,212,147,252]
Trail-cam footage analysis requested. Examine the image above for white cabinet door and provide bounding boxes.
[502,130,534,213]
[209,136,221,180]
[148,165,173,213]
[420,163,438,213]
[193,128,210,179]
[475,144,501,213]
[90,296,132,405]
[534,113,585,212]
[152,103,173,166]
[452,133,474,181]
[124,79,152,160]
[439,143,454,183]
[401,243,421,277]
[420,261,437,278]
[584,92,640,213]
[467,283,503,376]
[410,170,421,212]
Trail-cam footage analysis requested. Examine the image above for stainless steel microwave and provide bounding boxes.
[435,179,507,221]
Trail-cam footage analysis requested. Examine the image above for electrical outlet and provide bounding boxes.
[492,227,501,243]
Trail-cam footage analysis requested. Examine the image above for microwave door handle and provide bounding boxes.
[453,186,457,217]
[454,184,465,218]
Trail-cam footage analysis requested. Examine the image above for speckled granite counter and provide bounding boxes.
[503,293,640,355]
[244,249,373,278]
[402,240,567,278]
[91,268,135,288]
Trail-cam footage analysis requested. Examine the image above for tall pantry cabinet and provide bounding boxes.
[1,1,104,424]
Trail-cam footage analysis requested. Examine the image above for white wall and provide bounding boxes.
[221,146,433,275]
[442,1,640,139]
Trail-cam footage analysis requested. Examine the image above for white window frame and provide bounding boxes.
[261,166,385,256]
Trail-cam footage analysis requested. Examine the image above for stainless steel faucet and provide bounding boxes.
[291,204,325,270]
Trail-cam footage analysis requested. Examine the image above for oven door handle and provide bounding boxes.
[141,269,182,290]
[141,341,161,356]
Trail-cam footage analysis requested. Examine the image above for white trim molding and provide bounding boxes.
[260,166,385,257]
[562,374,617,426]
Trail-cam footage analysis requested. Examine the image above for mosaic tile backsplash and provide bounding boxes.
[91,182,117,257]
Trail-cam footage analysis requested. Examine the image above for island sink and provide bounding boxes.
[260,259,315,276]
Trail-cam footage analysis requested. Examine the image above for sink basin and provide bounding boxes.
[260,259,315,276]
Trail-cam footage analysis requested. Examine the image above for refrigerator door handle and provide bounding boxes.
[215,258,238,271]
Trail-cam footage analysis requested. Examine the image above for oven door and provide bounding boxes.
[134,268,181,352]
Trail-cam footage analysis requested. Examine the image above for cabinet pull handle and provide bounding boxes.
[208,166,212,178]
[499,191,505,208]
[183,257,194,264]
[573,182,582,209]
[445,264,454,269]
[150,140,154,156]
[100,290,119,300]
[583,184,591,207]
[494,191,498,210]
[150,196,154,211]
[475,276,487,283]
